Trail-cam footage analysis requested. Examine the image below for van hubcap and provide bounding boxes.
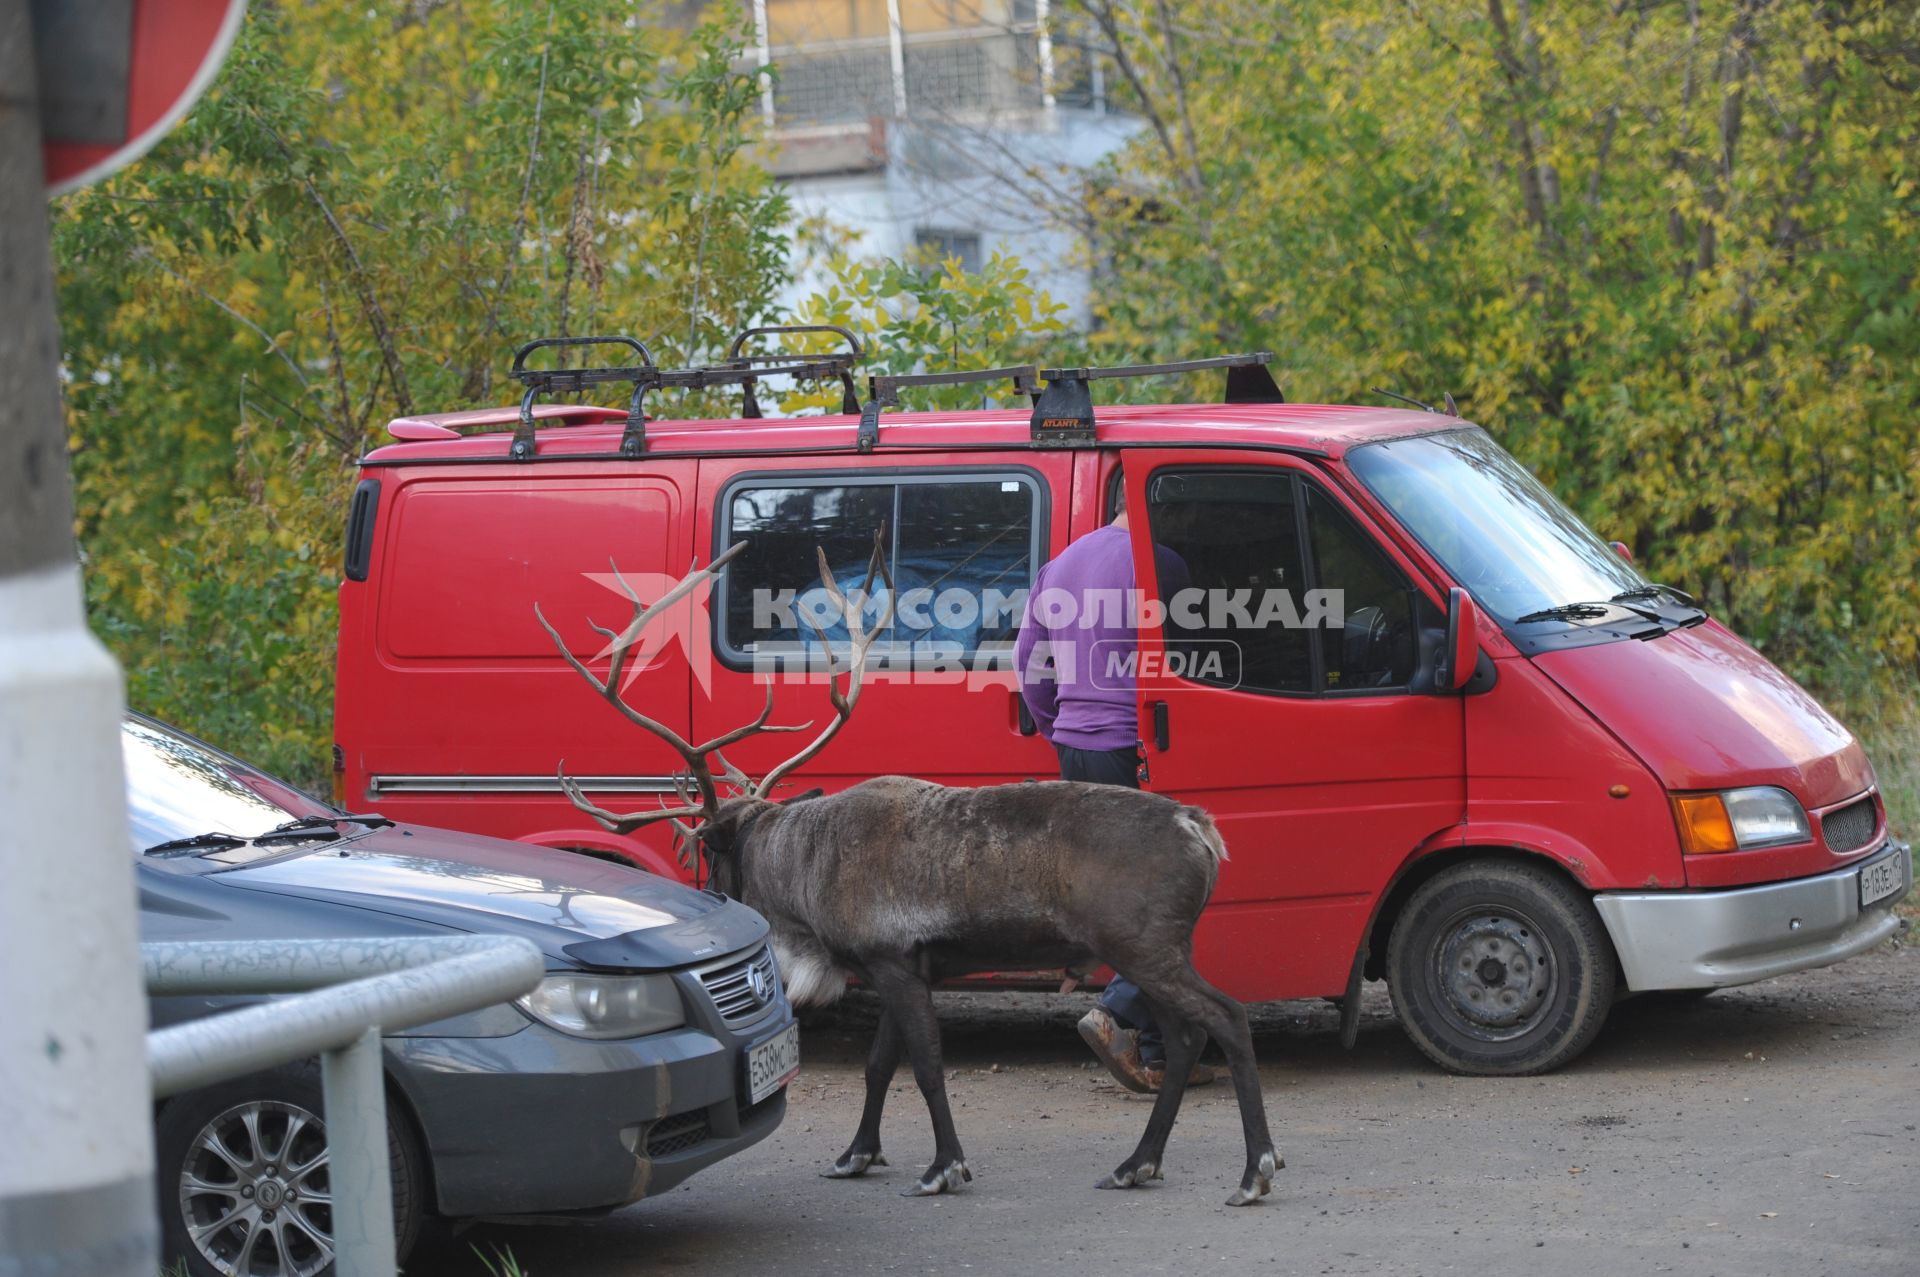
[179,1100,334,1277]
[1434,911,1555,1039]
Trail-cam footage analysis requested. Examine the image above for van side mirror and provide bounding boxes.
[1445,587,1479,692]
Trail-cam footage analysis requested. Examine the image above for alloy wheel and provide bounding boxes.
[178,1099,334,1277]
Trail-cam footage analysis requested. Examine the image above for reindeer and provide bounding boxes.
[536,533,1282,1206]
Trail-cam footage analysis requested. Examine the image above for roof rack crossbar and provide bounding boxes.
[509,336,660,460]
[856,364,1042,453]
[1037,351,1276,384]
[1030,351,1283,447]
[868,364,1041,408]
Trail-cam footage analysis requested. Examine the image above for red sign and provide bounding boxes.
[41,0,246,195]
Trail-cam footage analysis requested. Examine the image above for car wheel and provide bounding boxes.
[155,1060,425,1277]
[1386,860,1616,1076]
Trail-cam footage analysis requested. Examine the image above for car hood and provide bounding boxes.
[215,823,766,970]
[1533,620,1872,808]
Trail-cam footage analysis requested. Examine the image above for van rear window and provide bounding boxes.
[717,472,1041,666]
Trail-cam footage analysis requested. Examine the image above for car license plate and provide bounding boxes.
[1859,854,1906,908]
[746,1023,800,1105]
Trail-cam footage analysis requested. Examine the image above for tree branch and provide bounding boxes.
[476,0,557,396]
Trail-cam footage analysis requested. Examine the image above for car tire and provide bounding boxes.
[155,1058,426,1277]
[1386,860,1616,1076]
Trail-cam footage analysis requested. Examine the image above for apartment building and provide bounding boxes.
[744,1,1139,320]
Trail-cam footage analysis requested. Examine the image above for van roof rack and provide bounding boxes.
[505,339,1283,457]
[723,325,863,420]
[1029,352,1283,447]
[510,335,658,461]
[856,364,1043,452]
[509,326,866,458]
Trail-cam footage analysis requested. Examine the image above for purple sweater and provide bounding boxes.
[1015,524,1184,751]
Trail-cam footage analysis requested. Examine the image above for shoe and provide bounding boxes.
[1078,1008,1157,1094]
[1142,1061,1217,1090]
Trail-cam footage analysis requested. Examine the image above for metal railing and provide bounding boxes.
[146,936,545,1277]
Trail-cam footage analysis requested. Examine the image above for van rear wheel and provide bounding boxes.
[1386,861,1616,1076]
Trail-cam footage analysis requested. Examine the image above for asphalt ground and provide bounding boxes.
[436,936,1919,1277]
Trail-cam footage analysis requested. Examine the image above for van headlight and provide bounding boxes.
[1672,786,1810,853]
[516,973,686,1038]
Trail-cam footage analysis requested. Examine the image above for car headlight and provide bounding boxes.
[1672,786,1810,853]
[516,974,685,1039]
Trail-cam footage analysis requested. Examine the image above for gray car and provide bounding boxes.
[130,715,797,1277]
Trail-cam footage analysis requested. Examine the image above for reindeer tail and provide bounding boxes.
[1174,805,1229,864]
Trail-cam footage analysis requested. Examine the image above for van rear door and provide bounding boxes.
[355,463,695,858]
[1119,450,1466,1003]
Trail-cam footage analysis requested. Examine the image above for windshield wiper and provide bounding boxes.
[269,813,394,834]
[1611,583,1699,608]
[144,831,249,856]
[1513,602,1614,624]
[251,813,393,845]
[144,813,393,857]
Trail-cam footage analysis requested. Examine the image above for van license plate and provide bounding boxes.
[746,1023,801,1105]
[1859,854,1905,908]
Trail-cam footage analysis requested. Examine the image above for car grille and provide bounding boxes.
[644,1111,709,1157]
[697,945,778,1027]
[1822,797,1877,854]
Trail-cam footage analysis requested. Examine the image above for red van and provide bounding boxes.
[334,336,1910,1075]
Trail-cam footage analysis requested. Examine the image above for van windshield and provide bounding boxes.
[1347,428,1647,625]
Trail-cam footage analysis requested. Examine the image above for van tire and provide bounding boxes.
[1386,860,1616,1076]
[155,1058,426,1276]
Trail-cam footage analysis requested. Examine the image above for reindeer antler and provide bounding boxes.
[536,541,786,837]
[539,527,889,853]
[754,525,894,796]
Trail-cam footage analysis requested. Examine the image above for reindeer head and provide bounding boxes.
[535,528,892,895]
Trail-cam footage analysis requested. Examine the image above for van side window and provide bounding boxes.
[1145,467,1419,695]
[721,473,1039,664]
[1146,469,1313,694]
[1305,487,1417,690]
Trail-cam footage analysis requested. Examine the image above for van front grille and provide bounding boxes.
[644,1111,709,1157]
[1822,797,1877,854]
[697,945,778,1026]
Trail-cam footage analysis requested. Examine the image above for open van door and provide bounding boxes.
[1119,451,1468,1003]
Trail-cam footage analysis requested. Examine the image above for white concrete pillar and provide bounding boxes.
[0,0,157,1271]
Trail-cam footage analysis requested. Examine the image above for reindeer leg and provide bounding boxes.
[1194,980,1282,1206]
[1114,962,1282,1206]
[823,1008,900,1178]
[866,963,971,1197]
[1096,999,1200,1191]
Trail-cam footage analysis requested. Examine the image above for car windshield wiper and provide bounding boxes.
[269,812,394,833]
[143,831,249,856]
[1515,597,1671,625]
[251,813,394,845]
[1513,602,1614,624]
[144,813,393,856]
[1611,583,1699,608]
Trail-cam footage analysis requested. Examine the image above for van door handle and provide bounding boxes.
[1014,692,1037,736]
[1151,700,1170,751]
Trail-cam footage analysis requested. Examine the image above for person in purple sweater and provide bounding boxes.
[1014,483,1214,1094]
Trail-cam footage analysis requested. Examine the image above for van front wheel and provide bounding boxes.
[1386,861,1616,1076]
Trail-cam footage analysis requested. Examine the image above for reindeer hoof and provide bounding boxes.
[1097,1160,1161,1190]
[904,1159,970,1196]
[1223,1149,1282,1207]
[822,1151,888,1179]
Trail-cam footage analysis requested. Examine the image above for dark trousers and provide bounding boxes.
[1055,743,1164,1065]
